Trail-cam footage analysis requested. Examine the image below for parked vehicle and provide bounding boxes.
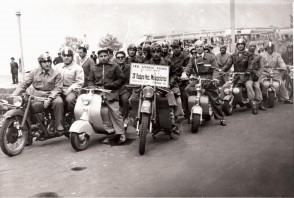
[0,94,73,156]
[69,87,120,151]
[129,85,175,155]
[187,76,219,133]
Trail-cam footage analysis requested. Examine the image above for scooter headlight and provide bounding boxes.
[13,96,22,107]
[143,86,154,98]
[195,84,201,91]
[81,95,91,106]
[233,88,240,94]
[224,88,230,95]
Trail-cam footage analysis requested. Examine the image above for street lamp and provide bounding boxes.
[16,11,25,81]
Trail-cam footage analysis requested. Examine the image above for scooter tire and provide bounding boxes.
[70,133,90,151]
[268,91,275,108]
[222,101,233,116]
[191,114,200,133]
[0,116,28,157]
[139,113,149,155]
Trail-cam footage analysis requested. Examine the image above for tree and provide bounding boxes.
[60,36,83,53]
[98,34,122,51]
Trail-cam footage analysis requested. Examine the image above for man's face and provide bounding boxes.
[116,53,126,64]
[237,44,245,51]
[98,52,109,64]
[40,60,52,71]
[11,59,14,62]
[190,50,196,57]
[152,50,161,61]
[172,46,181,56]
[195,45,204,54]
[162,46,168,53]
[220,48,226,54]
[78,49,86,59]
[267,48,274,54]
[248,45,256,53]
[138,49,143,56]
[62,54,73,65]
[128,49,136,57]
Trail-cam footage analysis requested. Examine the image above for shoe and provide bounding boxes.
[118,134,126,144]
[220,119,226,126]
[259,102,266,110]
[102,137,112,144]
[284,99,293,104]
[171,125,180,135]
[252,108,258,114]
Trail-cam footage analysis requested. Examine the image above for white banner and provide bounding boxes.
[129,63,170,88]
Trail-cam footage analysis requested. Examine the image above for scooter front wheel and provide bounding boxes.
[70,132,90,151]
[268,91,275,108]
[0,116,29,157]
[222,101,233,116]
[191,114,201,133]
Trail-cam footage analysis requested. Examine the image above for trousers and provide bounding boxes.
[105,100,125,135]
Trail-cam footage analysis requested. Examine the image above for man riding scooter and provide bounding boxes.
[184,40,226,126]
[88,48,126,143]
[221,39,260,114]
[12,53,64,133]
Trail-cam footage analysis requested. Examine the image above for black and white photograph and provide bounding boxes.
[0,0,293,197]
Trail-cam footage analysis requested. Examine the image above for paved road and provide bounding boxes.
[0,103,293,197]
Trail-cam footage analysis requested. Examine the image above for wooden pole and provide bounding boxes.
[16,11,25,80]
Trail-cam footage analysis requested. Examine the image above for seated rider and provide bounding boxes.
[184,40,226,126]
[88,48,127,143]
[12,53,64,132]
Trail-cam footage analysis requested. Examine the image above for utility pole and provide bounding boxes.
[230,0,236,53]
[16,11,25,81]
[83,34,87,44]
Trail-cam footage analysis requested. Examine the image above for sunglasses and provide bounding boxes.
[191,52,197,54]
[40,60,51,63]
[116,56,125,59]
[63,54,73,57]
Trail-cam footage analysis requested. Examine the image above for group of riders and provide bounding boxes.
[11,38,293,144]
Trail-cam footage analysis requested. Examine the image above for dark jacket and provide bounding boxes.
[125,56,142,65]
[169,52,190,77]
[118,62,131,95]
[10,61,18,74]
[53,56,63,65]
[282,51,293,65]
[88,61,125,101]
[185,52,219,79]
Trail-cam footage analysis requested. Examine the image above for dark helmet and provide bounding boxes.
[137,45,143,50]
[142,44,151,52]
[38,53,52,63]
[171,40,182,48]
[61,47,74,57]
[220,45,227,50]
[97,48,109,55]
[150,43,162,52]
[127,44,137,51]
[265,42,275,51]
[236,38,246,47]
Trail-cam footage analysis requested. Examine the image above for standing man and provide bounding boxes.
[184,40,226,126]
[90,51,98,64]
[55,47,84,113]
[53,53,63,65]
[88,48,126,143]
[10,57,18,84]
[77,45,95,87]
[215,45,230,85]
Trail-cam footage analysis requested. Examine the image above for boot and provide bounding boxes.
[259,101,266,110]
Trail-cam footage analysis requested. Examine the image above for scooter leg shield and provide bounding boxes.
[69,120,95,136]
[192,105,202,115]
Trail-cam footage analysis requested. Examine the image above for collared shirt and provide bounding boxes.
[261,52,287,70]
[79,56,88,66]
[13,67,62,99]
[55,62,84,91]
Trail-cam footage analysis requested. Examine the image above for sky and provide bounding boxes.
[0,0,293,75]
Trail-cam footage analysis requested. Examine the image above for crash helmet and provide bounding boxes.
[38,53,52,63]
[142,44,151,52]
[265,42,275,51]
[127,44,137,51]
[236,38,246,47]
[150,43,162,52]
[171,40,182,48]
[61,47,74,57]
[137,45,143,50]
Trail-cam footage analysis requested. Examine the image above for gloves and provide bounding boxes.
[44,98,52,109]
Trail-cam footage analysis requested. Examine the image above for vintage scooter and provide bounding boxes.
[186,76,218,133]
[222,72,251,114]
[129,85,175,155]
[69,87,120,151]
[260,68,283,108]
[0,93,73,156]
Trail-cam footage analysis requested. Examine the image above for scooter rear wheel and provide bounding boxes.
[139,113,149,155]
[70,133,90,151]
[191,114,200,133]
[268,91,275,108]
[222,101,233,116]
